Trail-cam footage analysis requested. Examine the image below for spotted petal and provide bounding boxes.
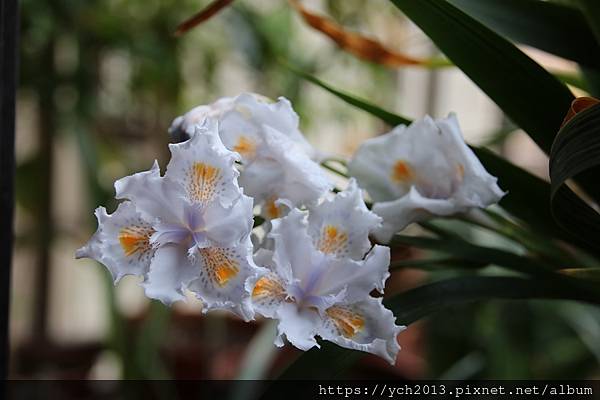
[188,236,258,321]
[318,297,405,365]
[248,249,287,319]
[166,120,241,208]
[308,178,381,259]
[169,94,329,213]
[75,202,154,283]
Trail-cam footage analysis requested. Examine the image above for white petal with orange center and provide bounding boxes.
[76,201,155,283]
[308,179,381,259]
[318,297,405,365]
[166,120,241,208]
[188,236,257,321]
[349,114,505,241]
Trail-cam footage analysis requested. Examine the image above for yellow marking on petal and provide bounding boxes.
[265,196,282,219]
[189,162,221,203]
[391,159,414,183]
[233,135,257,158]
[200,247,239,287]
[326,306,365,338]
[252,275,284,298]
[119,226,153,256]
[317,225,348,254]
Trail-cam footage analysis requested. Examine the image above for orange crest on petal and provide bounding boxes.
[317,225,348,255]
[252,275,285,298]
[326,306,365,338]
[188,162,221,203]
[233,135,257,159]
[200,247,240,287]
[119,226,153,256]
[391,160,414,183]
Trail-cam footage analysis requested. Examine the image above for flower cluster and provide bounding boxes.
[169,93,331,220]
[76,121,258,319]
[77,93,504,364]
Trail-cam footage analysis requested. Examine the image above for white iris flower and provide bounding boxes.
[249,203,404,364]
[76,120,259,320]
[169,93,332,220]
[348,114,506,243]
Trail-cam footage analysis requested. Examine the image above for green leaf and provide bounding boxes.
[554,70,589,93]
[471,147,569,242]
[577,0,600,94]
[448,0,600,68]
[282,61,411,126]
[390,234,555,276]
[386,276,600,325]
[282,62,408,127]
[274,276,600,380]
[389,0,574,155]
[550,102,600,253]
[390,256,488,271]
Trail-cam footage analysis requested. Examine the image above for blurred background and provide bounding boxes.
[11,0,600,382]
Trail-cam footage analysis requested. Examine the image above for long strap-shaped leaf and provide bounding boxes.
[389,0,574,155]
[285,63,411,126]
[448,0,600,68]
[550,102,600,252]
[473,147,594,253]
[390,234,555,276]
[471,147,565,242]
[272,276,600,380]
[386,276,600,325]
[577,0,600,47]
